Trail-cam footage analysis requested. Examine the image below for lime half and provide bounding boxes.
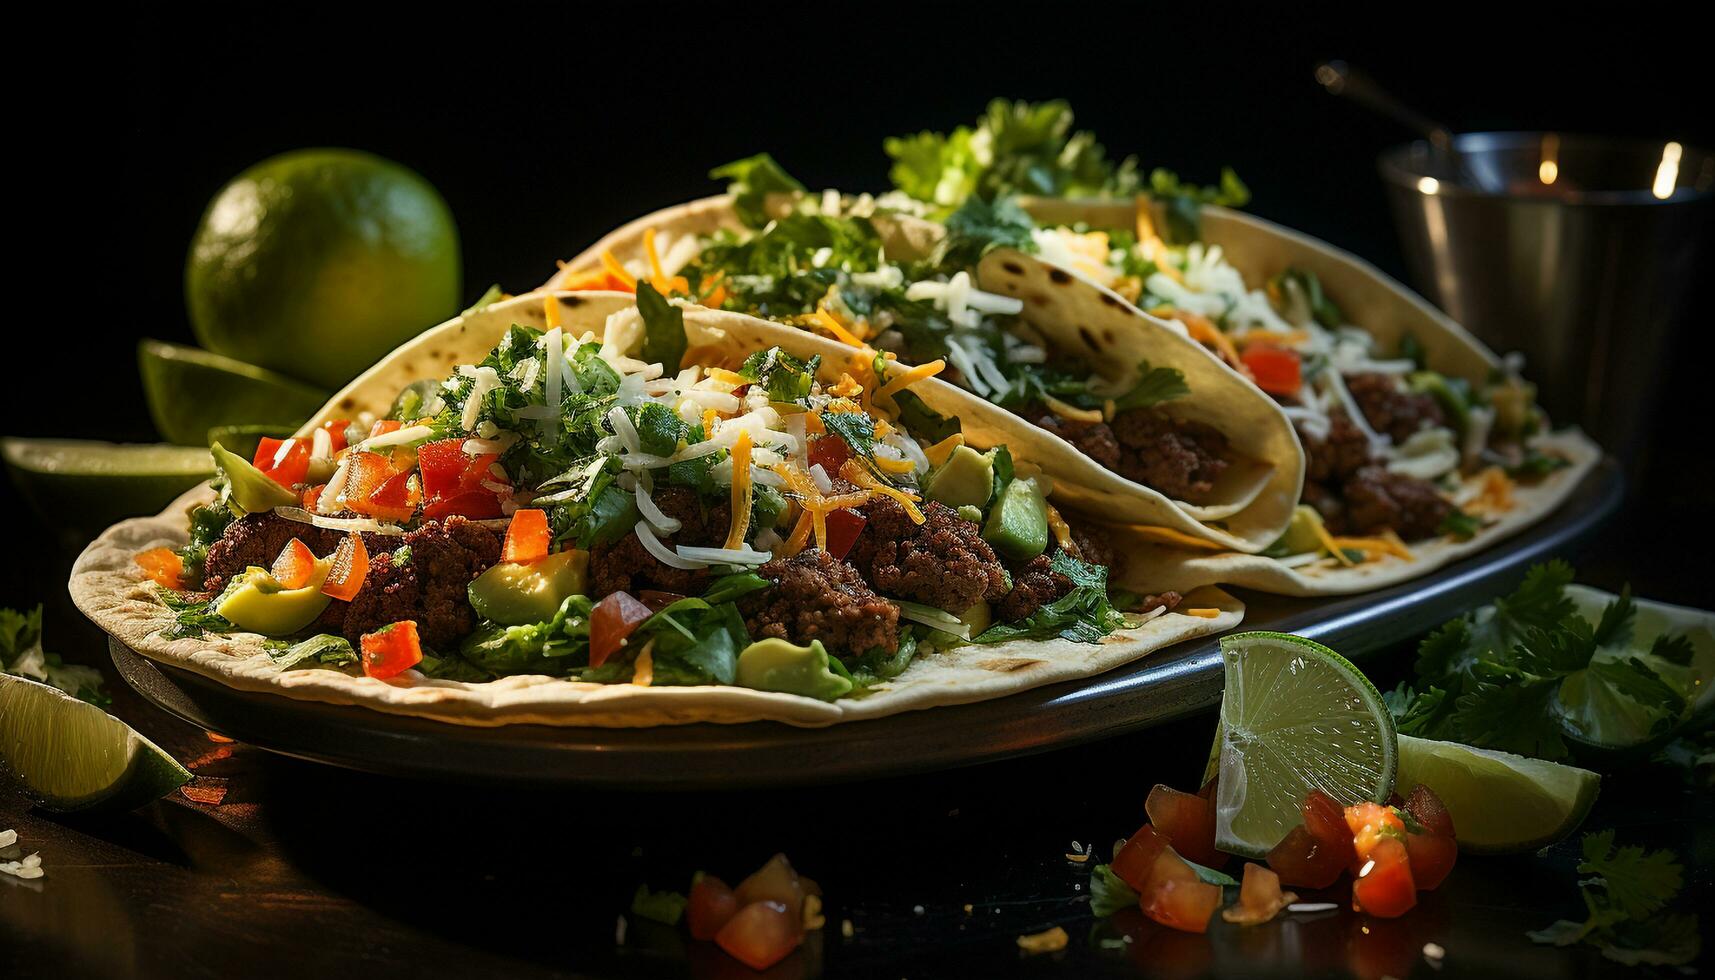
[1397,735,1599,854]
[0,674,191,812]
[2,438,213,537]
[1213,632,1397,858]
[139,339,328,446]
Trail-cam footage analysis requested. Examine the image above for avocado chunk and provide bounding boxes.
[468,550,590,626]
[1268,505,1328,557]
[1408,371,1471,437]
[960,600,993,637]
[210,441,298,515]
[925,445,995,511]
[735,638,853,701]
[981,477,1049,562]
[1488,376,1539,438]
[215,558,333,636]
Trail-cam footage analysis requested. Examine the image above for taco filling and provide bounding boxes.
[138,294,1178,698]
[557,155,1245,509]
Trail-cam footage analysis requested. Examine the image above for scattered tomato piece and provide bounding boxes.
[589,591,653,668]
[734,854,807,933]
[1266,825,1347,890]
[1143,878,1223,934]
[1111,825,1170,891]
[1146,783,1227,869]
[253,437,312,489]
[302,484,326,511]
[423,490,504,521]
[502,509,551,564]
[364,471,420,523]
[821,509,867,561]
[360,621,422,679]
[321,534,370,602]
[319,419,351,454]
[1400,784,1458,890]
[715,901,798,971]
[269,538,317,590]
[1401,784,1456,838]
[1345,802,1407,864]
[1239,344,1303,396]
[1352,837,1416,918]
[369,419,403,439]
[688,875,740,941]
[1222,862,1299,925]
[417,439,471,497]
[135,547,184,590]
[807,434,853,475]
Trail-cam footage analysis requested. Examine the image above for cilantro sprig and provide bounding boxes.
[1529,830,1701,966]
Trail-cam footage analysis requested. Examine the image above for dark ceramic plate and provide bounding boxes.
[108,460,1622,789]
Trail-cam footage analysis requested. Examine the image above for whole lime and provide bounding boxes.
[186,149,461,388]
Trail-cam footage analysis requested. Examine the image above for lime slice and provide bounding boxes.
[1396,734,1600,854]
[0,674,191,812]
[1213,632,1397,858]
[139,339,328,446]
[2,438,213,537]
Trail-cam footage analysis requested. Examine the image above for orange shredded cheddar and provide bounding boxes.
[1043,394,1103,424]
[1470,467,1516,515]
[702,408,719,435]
[1330,532,1414,562]
[724,431,754,550]
[600,251,637,290]
[135,547,184,590]
[783,508,814,557]
[632,642,654,686]
[814,307,866,348]
[875,359,947,402]
[1124,525,1229,552]
[841,459,923,524]
[830,373,864,398]
[872,454,916,475]
[1169,311,1243,369]
[1185,607,1222,619]
[643,229,670,292]
[544,295,562,330]
[1308,513,1358,567]
[924,433,965,466]
[1045,502,1077,556]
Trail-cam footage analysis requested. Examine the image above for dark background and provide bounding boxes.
[6,7,1712,617]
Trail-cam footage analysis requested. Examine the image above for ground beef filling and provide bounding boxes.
[1297,406,1452,541]
[845,497,1008,614]
[738,549,900,655]
[992,518,1167,623]
[588,487,731,597]
[1034,406,1230,501]
[201,513,346,592]
[1346,372,1445,445]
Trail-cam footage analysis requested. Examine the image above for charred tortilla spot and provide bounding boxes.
[1002,261,1025,275]
[1079,327,1101,352]
[1100,293,1122,308]
[1029,292,1049,306]
[560,295,585,307]
[975,658,1045,673]
[339,397,357,410]
[1103,329,1116,343]
[1048,268,1072,285]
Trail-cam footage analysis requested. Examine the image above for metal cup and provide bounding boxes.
[1380,133,1713,462]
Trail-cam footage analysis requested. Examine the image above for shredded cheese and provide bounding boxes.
[1330,531,1414,562]
[1308,513,1359,567]
[1044,502,1077,556]
[924,433,965,467]
[1185,608,1222,619]
[1043,395,1103,424]
[841,459,923,524]
[1124,525,1229,552]
[783,507,814,557]
[723,431,754,550]
[872,454,916,475]
[599,251,637,290]
[632,642,653,686]
[813,307,866,347]
[875,359,946,402]
[544,295,562,329]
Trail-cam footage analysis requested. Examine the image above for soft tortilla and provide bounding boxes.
[70,292,1242,728]
[544,194,1304,553]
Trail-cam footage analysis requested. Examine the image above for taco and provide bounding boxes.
[543,159,1304,554]
[854,100,1598,593]
[70,292,1240,727]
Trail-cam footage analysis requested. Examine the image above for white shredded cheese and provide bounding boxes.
[633,521,703,569]
[273,507,407,535]
[675,545,772,565]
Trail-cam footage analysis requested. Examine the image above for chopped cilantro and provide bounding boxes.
[1,605,107,705]
[635,281,688,375]
[709,153,807,229]
[1529,830,1700,966]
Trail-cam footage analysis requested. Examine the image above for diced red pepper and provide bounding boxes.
[1240,344,1303,396]
[422,490,504,522]
[269,538,317,590]
[340,452,395,512]
[360,620,422,679]
[1352,837,1416,918]
[1142,877,1222,934]
[135,547,184,590]
[502,509,550,564]
[715,901,799,971]
[1146,783,1227,869]
[807,434,853,475]
[417,439,471,497]
[821,509,867,561]
[369,418,403,439]
[253,437,312,489]
[1111,824,1170,892]
[459,453,507,492]
[688,875,740,941]
[589,591,652,668]
[364,471,420,523]
[319,419,350,455]
[321,534,369,602]
[302,484,326,511]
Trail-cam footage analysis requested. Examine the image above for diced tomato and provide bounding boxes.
[1144,846,1202,892]
[807,434,852,475]
[318,419,350,455]
[1223,862,1295,926]
[589,591,653,668]
[1197,777,1218,801]
[1240,344,1303,396]
[417,439,471,497]
[360,621,422,679]
[1345,802,1407,864]
[369,418,403,439]
[502,509,551,564]
[734,854,806,933]
[687,875,740,941]
[459,453,505,492]
[638,590,687,612]
[1146,784,1226,869]
[1304,791,1355,858]
[1401,784,1456,838]
[715,901,799,971]
[253,437,312,489]
[302,484,326,511]
[270,538,317,590]
[1142,878,1222,934]
[135,547,184,590]
[422,490,504,522]
[364,471,421,523]
[321,534,369,602]
[1352,837,1416,918]
[1267,826,1347,890]
[340,452,395,510]
[1111,825,1171,891]
[822,509,867,561]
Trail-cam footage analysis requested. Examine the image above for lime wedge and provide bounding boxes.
[1213,632,1397,858]
[1396,734,1600,854]
[2,438,213,537]
[139,339,328,446]
[0,674,191,812]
